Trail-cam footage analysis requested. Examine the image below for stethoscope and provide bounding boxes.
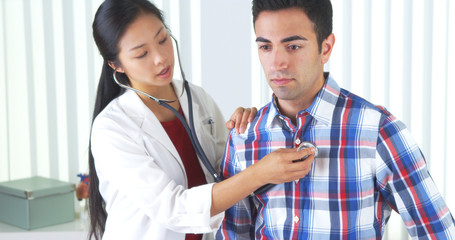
[112,35,222,182]
[112,34,319,192]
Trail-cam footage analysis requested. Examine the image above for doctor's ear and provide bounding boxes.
[108,61,124,73]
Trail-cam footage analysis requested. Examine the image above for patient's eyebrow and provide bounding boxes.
[281,35,307,43]
[255,35,307,43]
[256,37,271,43]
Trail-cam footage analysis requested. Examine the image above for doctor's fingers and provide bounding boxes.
[237,107,256,134]
[225,107,244,134]
[247,107,257,122]
[286,153,316,178]
[227,107,255,134]
[270,147,315,162]
[275,148,316,176]
[225,120,235,132]
[259,147,312,169]
[259,148,315,184]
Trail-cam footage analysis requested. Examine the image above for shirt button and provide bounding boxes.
[294,216,299,223]
[295,139,301,145]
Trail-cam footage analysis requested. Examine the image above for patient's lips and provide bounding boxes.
[271,78,292,86]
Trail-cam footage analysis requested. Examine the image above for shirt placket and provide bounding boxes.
[292,112,312,237]
[293,112,310,182]
[277,112,311,238]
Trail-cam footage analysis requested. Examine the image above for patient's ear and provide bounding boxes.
[321,33,335,64]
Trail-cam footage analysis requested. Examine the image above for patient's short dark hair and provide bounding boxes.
[252,0,333,51]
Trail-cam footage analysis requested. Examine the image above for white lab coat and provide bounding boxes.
[90,80,228,240]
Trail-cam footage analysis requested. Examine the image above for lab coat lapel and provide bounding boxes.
[177,82,212,178]
[120,89,184,172]
[142,109,182,163]
[174,81,219,182]
[175,81,201,141]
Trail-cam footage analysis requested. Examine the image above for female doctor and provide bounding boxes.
[89,0,313,239]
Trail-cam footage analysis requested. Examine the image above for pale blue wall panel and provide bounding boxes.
[200,0,253,119]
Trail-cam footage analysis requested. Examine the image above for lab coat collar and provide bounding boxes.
[117,81,188,185]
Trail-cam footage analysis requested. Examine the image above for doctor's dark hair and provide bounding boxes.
[89,0,165,239]
[252,0,332,52]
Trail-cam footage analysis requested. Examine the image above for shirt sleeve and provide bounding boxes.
[375,115,455,239]
[216,132,256,239]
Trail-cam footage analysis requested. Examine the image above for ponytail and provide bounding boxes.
[88,60,126,240]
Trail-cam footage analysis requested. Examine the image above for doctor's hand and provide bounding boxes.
[225,107,258,134]
[252,147,316,186]
[210,146,316,216]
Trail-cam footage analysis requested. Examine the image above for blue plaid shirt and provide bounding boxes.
[216,75,455,239]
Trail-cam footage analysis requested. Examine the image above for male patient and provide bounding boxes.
[216,0,455,239]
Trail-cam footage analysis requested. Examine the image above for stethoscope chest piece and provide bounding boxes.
[297,141,318,158]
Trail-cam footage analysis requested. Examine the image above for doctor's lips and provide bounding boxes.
[157,66,171,79]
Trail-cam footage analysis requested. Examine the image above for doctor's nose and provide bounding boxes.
[153,48,168,66]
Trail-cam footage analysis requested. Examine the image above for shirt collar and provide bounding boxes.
[269,73,341,126]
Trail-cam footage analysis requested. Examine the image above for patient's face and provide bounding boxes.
[254,8,327,108]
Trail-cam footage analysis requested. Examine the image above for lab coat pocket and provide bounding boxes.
[198,116,217,157]
[202,117,215,136]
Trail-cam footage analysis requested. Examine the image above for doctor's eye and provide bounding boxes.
[159,36,168,45]
[137,51,148,59]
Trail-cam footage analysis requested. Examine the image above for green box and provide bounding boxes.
[0,176,75,230]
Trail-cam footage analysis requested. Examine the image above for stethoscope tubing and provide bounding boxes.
[157,82,221,182]
[112,34,221,182]
[111,34,320,189]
